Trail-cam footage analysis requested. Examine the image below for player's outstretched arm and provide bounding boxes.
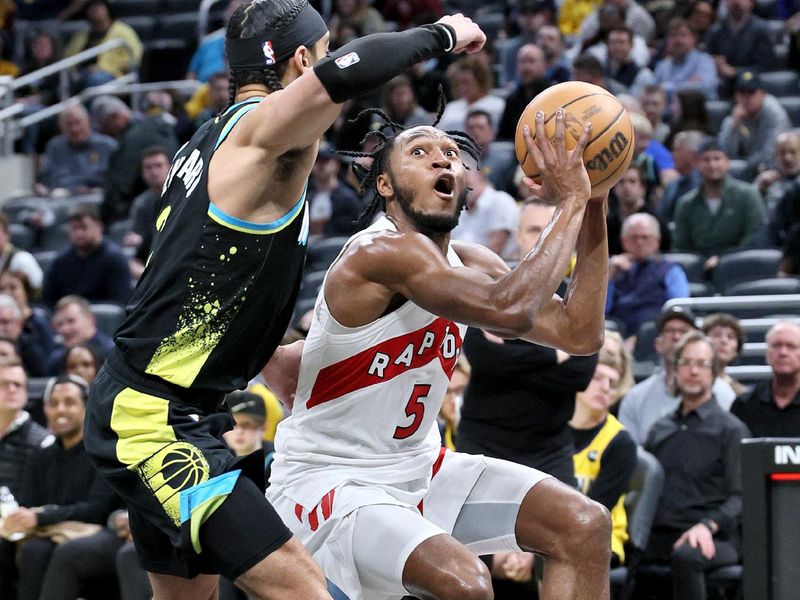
[241,15,486,156]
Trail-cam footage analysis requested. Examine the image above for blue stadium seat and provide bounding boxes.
[779,96,800,127]
[123,15,157,42]
[33,250,59,276]
[726,277,800,296]
[705,100,732,131]
[139,40,192,83]
[712,249,784,294]
[298,270,326,302]
[164,0,202,13]
[663,252,704,283]
[114,0,160,17]
[36,223,70,252]
[8,223,34,251]
[156,12,200,42]
[90,303,126,337]
[633,320,659,364]
[760,71,799,97]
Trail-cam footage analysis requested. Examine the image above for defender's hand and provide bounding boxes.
[436,14,486,54]
[262,340,305,410]
[522,108,592,208]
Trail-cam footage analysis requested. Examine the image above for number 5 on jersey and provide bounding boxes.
[393,384,431,440]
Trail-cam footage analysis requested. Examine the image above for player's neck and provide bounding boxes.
[235,84,271,102]
[386,212,450,253]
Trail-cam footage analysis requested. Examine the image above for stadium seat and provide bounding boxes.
[779,97,800,127]
[760,71,799,97]
[124,16,157,42]
[114,0,160,17]
[611,448,665,600]
[165,0,202,12]
[156,13,200,43]
[663,294,800,319]
[726,277,800,296]
[632,320,659,364]
[9,223,34,250]
[139,40,192,83]
[705,100,732,131]
[712,249,784,294]
[663,252,704,283]
[766,19,786,43]
[690,281,716,297]
[107,220,132,245]
[33,250,59,275]
[306,236,348,273]
[298,270,326,302]
[727,159,752,181]
[36,223,70,252]
[90,303,126,337]
[773,44,789,70]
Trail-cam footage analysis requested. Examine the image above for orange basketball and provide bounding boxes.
[514,81,635,197]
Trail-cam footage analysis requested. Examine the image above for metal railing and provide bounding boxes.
[0,38,138,155]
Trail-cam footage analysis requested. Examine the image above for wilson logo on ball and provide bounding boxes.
[586,132,629,171]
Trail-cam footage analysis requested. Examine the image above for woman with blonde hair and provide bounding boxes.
[603,328,635,401]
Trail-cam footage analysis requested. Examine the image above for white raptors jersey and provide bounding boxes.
[270,217,467,509]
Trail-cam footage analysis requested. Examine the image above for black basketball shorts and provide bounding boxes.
[84,362,292,579]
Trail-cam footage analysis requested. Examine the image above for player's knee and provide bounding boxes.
[560,495,612,559]
[436,554,493,600]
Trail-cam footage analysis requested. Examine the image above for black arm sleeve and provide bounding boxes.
[314,24,455,103]
[587,430,638,511]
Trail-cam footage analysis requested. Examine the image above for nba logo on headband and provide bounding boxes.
[262,40,276,65]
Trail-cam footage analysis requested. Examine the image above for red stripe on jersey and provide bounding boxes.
[294,503,303,523]
[308,507,319,531]
[307,318,462,409]
[321,489,335,520]
[418,447,448,515]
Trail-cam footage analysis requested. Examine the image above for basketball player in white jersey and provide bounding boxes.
[268,110,612,600]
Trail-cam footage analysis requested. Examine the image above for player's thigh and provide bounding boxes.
[428,452,551,555]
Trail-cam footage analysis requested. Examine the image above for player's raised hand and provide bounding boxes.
[522,108,592,207]
[436,14,486,54]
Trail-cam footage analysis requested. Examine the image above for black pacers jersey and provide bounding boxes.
[114,98,309,394]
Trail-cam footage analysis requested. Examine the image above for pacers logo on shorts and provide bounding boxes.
[137,441,210,526]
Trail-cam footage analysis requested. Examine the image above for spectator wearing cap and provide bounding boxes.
[47,296,114,376]
[438,57,505,133]
[719,71,791,181]
[497,45,553,142]
[92,95,179,226]
[618,307,737,445]
[578,0,656,44]
[606,213,689,338]
[34,103,118,197]
[467,110,517,193]
[224,390,274,465]
[64,0,142,89]
[732,321,800,437]
[672,139,765,270]
[653,18,718,101]
[702,313,747,396]
[41,204,132,308]
[308,143,362,237]
[704,0,776,94]
[535,26,572,84]
[661,130,704,225]
[499,0,555,87]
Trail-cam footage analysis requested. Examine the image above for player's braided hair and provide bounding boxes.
[225,0,306,108]
[338,89,482,227]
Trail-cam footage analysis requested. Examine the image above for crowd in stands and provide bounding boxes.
[0,0,797,597]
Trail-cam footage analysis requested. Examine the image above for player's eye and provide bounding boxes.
[411,147,425,156]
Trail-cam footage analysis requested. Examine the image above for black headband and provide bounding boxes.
[226,3,328,71]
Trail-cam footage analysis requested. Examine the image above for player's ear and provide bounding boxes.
[291,46,312,74]
[376,173,393,198]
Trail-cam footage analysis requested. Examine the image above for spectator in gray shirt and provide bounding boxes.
[719,71,792,180]
[35,103,117,196]
[618,306,736,444]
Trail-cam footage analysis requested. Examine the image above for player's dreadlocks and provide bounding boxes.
[337,90,483,227]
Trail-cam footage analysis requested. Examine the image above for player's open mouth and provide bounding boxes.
[433,173,455,199]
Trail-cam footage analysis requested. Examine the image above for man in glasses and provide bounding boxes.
[639,331,750,600]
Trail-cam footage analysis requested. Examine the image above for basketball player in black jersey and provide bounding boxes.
[83,1,486,597]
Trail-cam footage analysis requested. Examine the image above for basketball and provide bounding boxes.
[514,81,635,197]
